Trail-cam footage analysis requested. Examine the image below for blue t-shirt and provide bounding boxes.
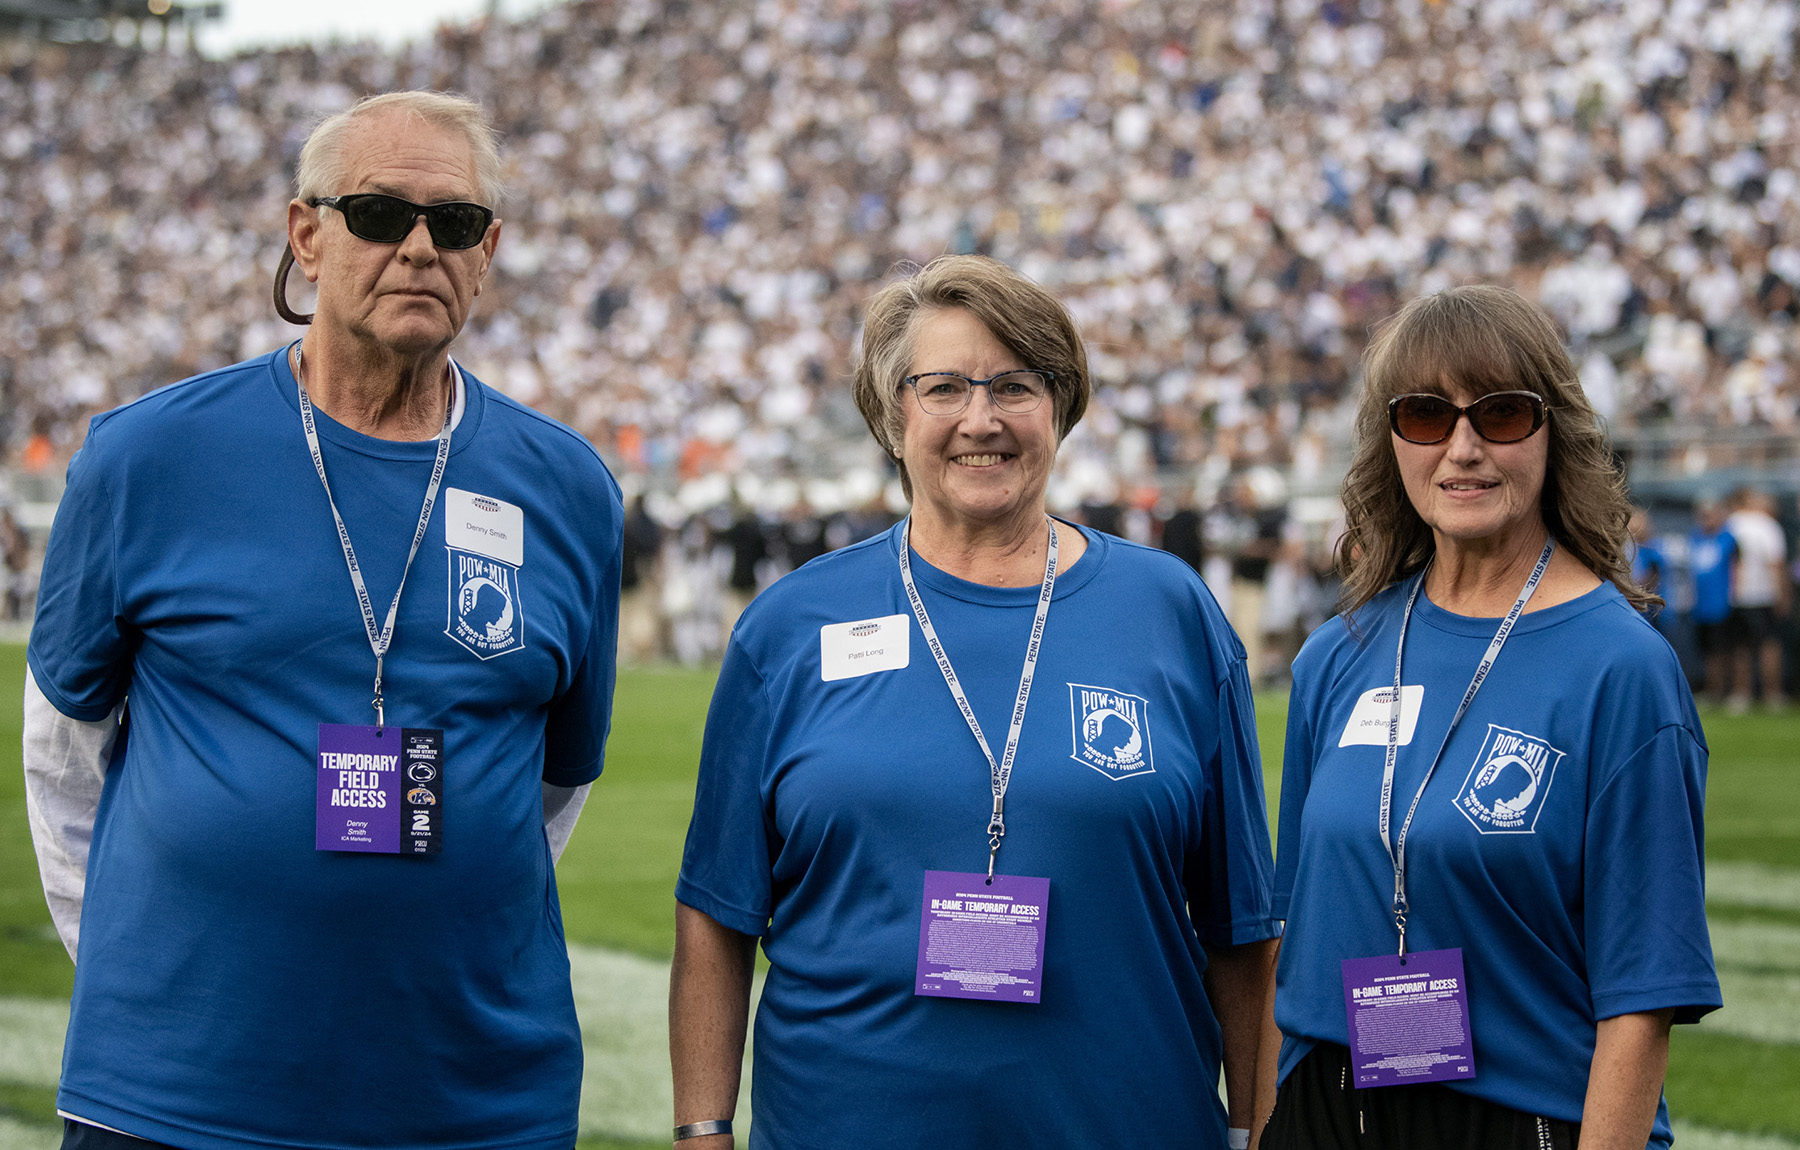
[677,523,1279,1150]
[1688,528,1737,624]
[1273,579,1720,1146]
[28,349,621,1150]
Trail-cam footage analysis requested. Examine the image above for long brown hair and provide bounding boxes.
[1336,284,1656,620]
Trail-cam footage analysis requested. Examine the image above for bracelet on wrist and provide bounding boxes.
[674,1119,733,1141]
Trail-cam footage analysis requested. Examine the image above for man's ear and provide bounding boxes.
[288,199,325,283]
[471,217,502,299]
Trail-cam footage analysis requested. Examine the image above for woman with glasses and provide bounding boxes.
[1258,285,1719,1150]
[671,255,1279,1149]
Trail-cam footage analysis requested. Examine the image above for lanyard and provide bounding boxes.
[291,342,455,731]
[898,516,1059,879]
[1381,536,1555,957]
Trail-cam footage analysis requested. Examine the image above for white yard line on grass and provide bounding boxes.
[0,999,64,1089]
[0,899,1793,1145]
[0,1117,56,1150]
[568,943,760,1142]
[1710,862,1800,913]
[1675,1123,1800,1150]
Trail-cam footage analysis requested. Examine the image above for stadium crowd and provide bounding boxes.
[2,0,1798,679]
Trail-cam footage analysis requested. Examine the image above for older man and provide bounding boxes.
[25,91,620,1150]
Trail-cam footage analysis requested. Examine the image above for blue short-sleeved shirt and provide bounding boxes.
[1273,580,1720,1146]
[677,523,1279,1150]
[28,348,621,1150]
[1689,529,1737,624]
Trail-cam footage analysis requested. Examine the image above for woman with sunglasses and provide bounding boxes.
[1257,285,1719,1150]
[671,255,1279,1149]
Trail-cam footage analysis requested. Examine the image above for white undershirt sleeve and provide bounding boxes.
[23,667,123,962]
[541,781,592,865]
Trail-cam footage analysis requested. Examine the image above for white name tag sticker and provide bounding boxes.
[445,488,524,567]
[820,614,911,682]
[1339,685,1425,748]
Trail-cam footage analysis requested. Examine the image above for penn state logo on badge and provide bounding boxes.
[443,488,527,660]
[1068,683,1155,781]
[1453,724,1565,834]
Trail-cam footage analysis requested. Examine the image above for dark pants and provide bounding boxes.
[1264,1042,1581,1150]
[62,1122,184,1150]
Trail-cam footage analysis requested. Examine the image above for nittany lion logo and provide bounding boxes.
[1069,683,1155,781]
[446,548,525,659]
[1453,724,1564,834]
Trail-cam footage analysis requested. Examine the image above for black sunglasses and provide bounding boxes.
[1388,391,1547,445]
[311,193,495,250]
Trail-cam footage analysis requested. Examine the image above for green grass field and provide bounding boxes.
[1,645,1796,1147]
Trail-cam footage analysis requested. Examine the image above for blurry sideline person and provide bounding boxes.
[1262,286,1717,1150]
[715,501,767,645]
[1688,499,1737,704]
[25,91,621,1150]
[671,255,1277,1149]
[1,504,28,621]
[620,493,665,662]
[1160,487,1206,576]
[1627,506,1666,602]
[1724,487,1789,710]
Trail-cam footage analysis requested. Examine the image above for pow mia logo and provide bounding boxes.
[1069,683,1155,781]
[1453,724,1565,834]
[446,548,526,659]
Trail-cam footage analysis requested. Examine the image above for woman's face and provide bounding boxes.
[1393,386,1551,551]
[899,307,1059,535]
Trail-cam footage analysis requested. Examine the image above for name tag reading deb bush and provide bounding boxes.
[316,723,443,854]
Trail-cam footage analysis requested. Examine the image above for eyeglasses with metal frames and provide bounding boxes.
[903,370,1054,416]
[1388,390,1547,445]
[310,193,495,251]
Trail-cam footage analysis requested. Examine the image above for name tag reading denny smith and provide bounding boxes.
[820,614,911,682]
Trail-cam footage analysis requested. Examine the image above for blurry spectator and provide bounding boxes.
[1725,487,1790,710]
[717,503,769,644]
[618,493,664,663]
[5,0,1799,510]
[1628,505,1667,602]
[782,501,830,571]
[1159,489,1205,575]
[1688,499,1738,704]
[1,505,29,621]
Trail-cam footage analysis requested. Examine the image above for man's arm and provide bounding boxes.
[1580,1009,1675,1150]
[22,667,123,962]
[1205,936,1280,1141]
[542,782,591,864]
[670,902,757,1149]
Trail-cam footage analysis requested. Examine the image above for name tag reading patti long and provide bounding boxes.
[819,614,911,682]
[1341,948,1475,1086]
[316,723,443,854]
[915,871,1049,1004]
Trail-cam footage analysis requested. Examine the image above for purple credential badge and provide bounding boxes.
[315,723,405,852]
[1341,948,1476,1087]
[915,871,1049,1004]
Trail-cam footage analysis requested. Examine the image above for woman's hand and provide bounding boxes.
[1580,1008,1676,1150]
[670,902,758,1150]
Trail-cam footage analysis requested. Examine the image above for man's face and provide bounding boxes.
[288,111,500,358]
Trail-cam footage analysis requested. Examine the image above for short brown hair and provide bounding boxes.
[852,256,1090,498]
[1335,284,1654,618]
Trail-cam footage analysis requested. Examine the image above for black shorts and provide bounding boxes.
[1732,606,1779,649]
[1263,1042,1580,1150]
[1695,619,1735,657]
[62,1122,184,1150]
